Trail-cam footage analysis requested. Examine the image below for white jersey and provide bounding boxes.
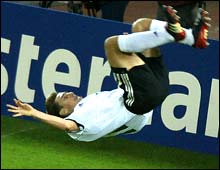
[64,88,153,142]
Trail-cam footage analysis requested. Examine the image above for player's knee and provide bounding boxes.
[132,18,145,32]
[104,36,118,51]
[132,18,152,32]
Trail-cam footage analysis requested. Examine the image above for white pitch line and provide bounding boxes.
[1,127,40,138]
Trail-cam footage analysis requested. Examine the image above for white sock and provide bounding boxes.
[149,19,167,31]
[150,19,195,46]
[118,29,175,53]
[179,28,195,46]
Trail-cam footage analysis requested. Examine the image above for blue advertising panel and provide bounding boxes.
[1,2,219,155]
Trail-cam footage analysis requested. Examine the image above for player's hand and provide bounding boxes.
[6,98,35,117]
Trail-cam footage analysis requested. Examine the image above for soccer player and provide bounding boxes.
[7,6,211,142]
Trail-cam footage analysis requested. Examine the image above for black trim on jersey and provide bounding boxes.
[106,125,137,136]
[65,119,84,130]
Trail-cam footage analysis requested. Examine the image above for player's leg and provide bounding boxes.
[104,17,178,70]
[131,18,163,58]
[104,28,175,70]
[108,6,187,56]
[104,36,145,71]
[104,8,180,70]
[105,5,193,71]
[131,6,211,50]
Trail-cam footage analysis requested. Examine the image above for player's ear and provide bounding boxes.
[59,108,69,117]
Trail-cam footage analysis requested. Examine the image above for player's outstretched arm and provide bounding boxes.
[6,99,79,132]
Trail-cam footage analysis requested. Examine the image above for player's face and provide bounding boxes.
[55,92,82,116]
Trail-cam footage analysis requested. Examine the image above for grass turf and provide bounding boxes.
[1,115,219,169]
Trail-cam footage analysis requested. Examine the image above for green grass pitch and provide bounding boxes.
[1,115,219,169]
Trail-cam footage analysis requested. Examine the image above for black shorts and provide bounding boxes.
[111,53,169,115]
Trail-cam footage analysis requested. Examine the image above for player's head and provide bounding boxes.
[45,92,82,118]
